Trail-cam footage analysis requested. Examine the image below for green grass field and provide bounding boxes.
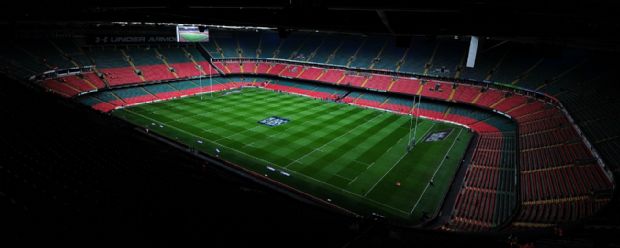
[113,88,473,224]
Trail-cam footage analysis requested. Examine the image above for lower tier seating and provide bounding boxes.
[444,132,518,231]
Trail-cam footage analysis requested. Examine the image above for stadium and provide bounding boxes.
[1,1,619,247]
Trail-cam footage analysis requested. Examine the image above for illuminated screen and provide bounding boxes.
[176,25,209,42]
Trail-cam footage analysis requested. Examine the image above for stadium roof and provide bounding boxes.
[2,0,619,49]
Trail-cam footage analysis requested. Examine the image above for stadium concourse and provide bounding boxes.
[0,26,616,237]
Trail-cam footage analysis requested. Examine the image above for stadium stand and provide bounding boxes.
[99,67,143,86]
[427,40,467,78]
[399,38,436,74]
[307,35,340,64]
[1,30,615,234]
[317,69,345,83]
[444,132,517,231]
[372,37,408,71]
[298,66,324,81]
[41,78,82,97]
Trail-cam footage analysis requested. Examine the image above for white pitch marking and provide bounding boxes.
[409,128,463,214]
[285,113,385,167]
[361,122,437,196]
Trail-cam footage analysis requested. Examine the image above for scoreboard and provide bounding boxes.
[176,25,209,42]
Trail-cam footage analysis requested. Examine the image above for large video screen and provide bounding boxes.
[176,25,209,42]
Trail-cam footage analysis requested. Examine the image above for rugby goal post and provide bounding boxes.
[407,138,416,152]
[406,94,421,153]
